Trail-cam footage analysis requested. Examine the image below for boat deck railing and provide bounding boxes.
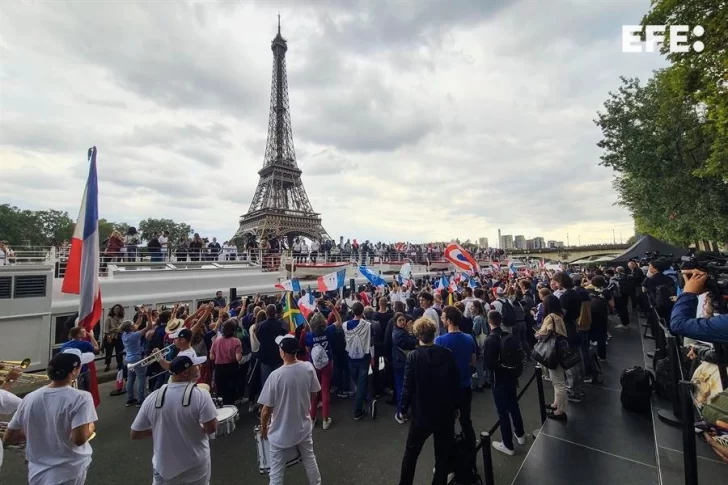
[3,247,469,279]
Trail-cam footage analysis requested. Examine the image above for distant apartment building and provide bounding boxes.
[526,239,535,250]
[497,229,502,249]
[555,241,565,248]
[533,237,546,249]
[501,235,514,250]
[547,240,557,249]
[478,237,488,248]
[514,235,526,250]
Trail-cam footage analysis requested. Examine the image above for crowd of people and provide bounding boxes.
[2,252,727,485]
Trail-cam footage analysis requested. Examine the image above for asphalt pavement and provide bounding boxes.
[1,371,549,485]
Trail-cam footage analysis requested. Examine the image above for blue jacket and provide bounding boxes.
[670,293,728,343]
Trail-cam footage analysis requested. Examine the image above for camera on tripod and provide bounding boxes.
[679,251,728,313]
[639,251,675,267]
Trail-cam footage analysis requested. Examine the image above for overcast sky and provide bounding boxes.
[0,0,666,246]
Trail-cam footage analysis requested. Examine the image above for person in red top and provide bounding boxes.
[209,321,242,405]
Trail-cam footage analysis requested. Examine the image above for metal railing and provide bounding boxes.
[3,246,464,279]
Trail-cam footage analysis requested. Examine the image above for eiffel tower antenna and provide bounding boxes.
[234,21,329,245]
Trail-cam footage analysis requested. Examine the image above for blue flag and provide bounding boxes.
[360,265,387,287]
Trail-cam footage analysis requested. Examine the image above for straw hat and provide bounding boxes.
[165,318,184,334]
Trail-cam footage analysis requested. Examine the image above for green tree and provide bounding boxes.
[595,72,728,245]
[35,209,74,245]
[641,0,728,179]
[138,218,193,244]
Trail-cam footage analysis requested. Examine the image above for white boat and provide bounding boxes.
[0,250,435,372]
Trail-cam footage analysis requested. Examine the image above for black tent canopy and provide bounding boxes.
[610,235,687,265]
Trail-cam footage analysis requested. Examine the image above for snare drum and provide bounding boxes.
[254,425,302,474]
[210,405,238,439]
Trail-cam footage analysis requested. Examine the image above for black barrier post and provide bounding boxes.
[535,366,547,426]
[350,278,356,297]
[480,432,495,485]
[657,334,683,426]
[679,380,698,485]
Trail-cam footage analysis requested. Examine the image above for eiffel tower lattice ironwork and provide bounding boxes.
[234,20,329,243]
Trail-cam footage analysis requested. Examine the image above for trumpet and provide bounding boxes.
[127,344,175,371]
[0,359,49,386]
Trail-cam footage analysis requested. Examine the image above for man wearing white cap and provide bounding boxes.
[3,350,98,485]
[131,354,218,485]
[259,335,322,485]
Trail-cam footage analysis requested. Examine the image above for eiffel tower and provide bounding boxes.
[234,19,329,244]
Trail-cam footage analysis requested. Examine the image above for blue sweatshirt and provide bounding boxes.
[670,293,728,343]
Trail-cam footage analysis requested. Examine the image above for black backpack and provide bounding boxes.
[511,299,526,323]
[589,289,610,320]
[450,432,483,485]
[620,366,654,413]
[654,356,675,400]
[499,332,524,377]
[655,284,676,314]
[498,299,517,327]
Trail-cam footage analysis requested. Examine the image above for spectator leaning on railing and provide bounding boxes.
[670,270,728,342]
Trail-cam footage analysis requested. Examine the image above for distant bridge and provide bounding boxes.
[508,244,629,264]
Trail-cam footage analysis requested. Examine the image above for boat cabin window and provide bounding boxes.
[52,314,101,347]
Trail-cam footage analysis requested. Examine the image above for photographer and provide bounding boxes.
[670,271,728,342]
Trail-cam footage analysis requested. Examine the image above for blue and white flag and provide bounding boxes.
[360,265,387,287]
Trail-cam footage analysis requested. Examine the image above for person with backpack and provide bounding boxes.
[554,272,586,403]
[642,259,677,322]
[609,267,631,329]
[534,296,569,420]
[435,306,478,454]
[392,312,418,424]
[471,300,490,391]
[587,276,613,363]
[343,302,377,421]
[483,310,526,455]
[306,304,342,430]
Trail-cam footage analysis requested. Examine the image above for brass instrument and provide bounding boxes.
[0,359,49,386]
[127,344,174,371]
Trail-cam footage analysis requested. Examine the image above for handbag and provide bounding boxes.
[532,332,559,369]
[557,336,582,370]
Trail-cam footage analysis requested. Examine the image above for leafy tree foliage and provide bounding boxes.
[138,218,194,244]
[595,72,728,245]
[641,0,728,179]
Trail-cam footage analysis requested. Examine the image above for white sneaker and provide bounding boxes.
[614,324,629,330]
[493,441,515,456]
[395,413,405,424]
[317,401,323,409]
[322,418,332,430]
[515,434,526,445]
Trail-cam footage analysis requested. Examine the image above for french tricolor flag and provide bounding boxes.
[317,268,346,292]
[298,292,317,319]
[61,147,102,407]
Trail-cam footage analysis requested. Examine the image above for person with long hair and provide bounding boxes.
[392,312,417,424]
[307,303,342,430]
[535,295,569,420]
[209,320,242,406]
[103,304,125,372]
[471,300,489,391]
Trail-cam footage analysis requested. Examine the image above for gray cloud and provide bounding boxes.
[0,0,664,244]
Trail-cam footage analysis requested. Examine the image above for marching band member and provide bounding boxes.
[130,355,218,485]
[4,350,98,485]
[259,335,322,485]
[0,365,22,472]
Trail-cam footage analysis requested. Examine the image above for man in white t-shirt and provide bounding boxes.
[131,354,218,485]
[4,350,98,485]
[159,231,169,261]
[0,366,23,472]
[418,292,442,335]
[259,335,322,485]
